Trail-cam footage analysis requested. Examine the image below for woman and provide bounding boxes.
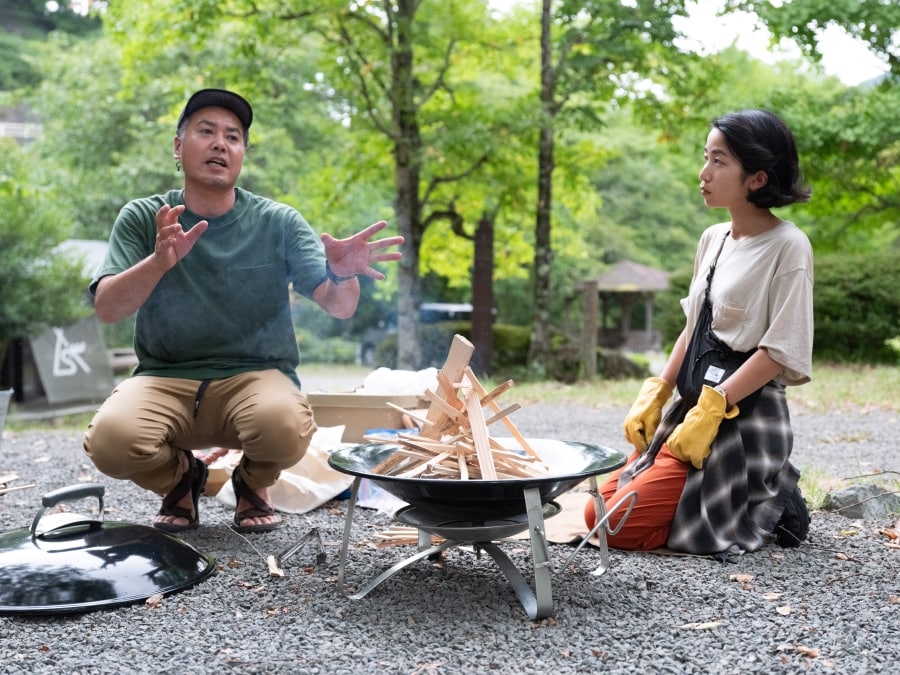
[587,109,813,555]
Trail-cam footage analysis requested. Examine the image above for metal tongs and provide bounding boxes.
[276,527,326,568]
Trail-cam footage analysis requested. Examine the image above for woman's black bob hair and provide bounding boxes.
[712,109,812,208]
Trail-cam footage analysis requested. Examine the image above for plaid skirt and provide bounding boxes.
[619,382,799,555]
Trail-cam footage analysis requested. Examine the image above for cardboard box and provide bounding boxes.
[306,393,428,443]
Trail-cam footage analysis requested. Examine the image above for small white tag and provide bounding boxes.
[704,364,726,383]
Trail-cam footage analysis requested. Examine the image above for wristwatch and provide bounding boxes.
[326,261,356,284]
[713,385,728,404]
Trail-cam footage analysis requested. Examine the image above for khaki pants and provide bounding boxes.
[83,370,316,496]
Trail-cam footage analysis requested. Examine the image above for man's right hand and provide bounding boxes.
[154,204,208,270]
[622,376,673,452]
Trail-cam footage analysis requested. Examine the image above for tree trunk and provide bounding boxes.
[581,280,598,380]
[528,0,555,375]
[470,213,494,375]
[392,0,423,370]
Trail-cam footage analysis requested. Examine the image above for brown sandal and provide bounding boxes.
[153,452,208,533]
[231,470,281,533]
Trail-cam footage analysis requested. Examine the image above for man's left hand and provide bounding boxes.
[321,221,404,281]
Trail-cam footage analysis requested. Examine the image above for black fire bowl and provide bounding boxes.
[328,438,626,521]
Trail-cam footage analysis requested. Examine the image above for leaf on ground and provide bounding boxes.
[761,592,782,601]
[144,593,164,608]
[778,644,819,658]
[729,573,753,589]
[776,605,791,615]
[876,526,898,541]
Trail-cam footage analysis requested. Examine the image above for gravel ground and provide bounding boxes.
[1,401,898,675]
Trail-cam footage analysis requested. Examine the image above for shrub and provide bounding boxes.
[295,329,358,365]
[0,140,90,369]
[814,252,900,364]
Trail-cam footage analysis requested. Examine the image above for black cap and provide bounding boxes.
[177,88,253,134]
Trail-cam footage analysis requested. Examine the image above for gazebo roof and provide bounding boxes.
[593,260,670,292]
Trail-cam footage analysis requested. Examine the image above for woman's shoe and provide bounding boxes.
[774,485,810,548]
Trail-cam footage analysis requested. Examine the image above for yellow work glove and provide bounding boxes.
[667,385,740,470]
[623,377,674,452]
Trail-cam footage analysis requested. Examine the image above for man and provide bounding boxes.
[83,88,403,533]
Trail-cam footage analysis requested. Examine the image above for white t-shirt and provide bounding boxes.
[680,221,813,386]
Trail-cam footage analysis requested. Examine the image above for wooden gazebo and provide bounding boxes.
[579,260,670,378]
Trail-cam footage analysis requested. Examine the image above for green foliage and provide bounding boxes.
[99,315,136,350]
[656,265,692,350]
[813,252,900,363]
[764,79,900,254]
[3,0,899,376]
[0,32,41,89]
[657,252,900,365]
[294,329,357,365]
[596,349,651,380]
[737,0,898,78]
[0,1,101,38]
[0,139,91,363]
[884,337,900,364]
[491,324,533,373]
[586,114,709,271]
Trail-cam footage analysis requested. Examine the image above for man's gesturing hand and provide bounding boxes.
[154,204,208,270]
[321,220,404,281]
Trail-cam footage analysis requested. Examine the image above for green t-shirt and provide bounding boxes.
[91,188,328,384]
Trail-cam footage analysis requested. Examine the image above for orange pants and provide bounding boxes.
[584,444,689,550]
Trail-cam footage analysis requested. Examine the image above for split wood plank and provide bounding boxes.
[420,335,474,440]
[463,366,540,461]
[461,378,498,480]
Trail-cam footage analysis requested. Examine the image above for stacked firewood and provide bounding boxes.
[367,335,548,480]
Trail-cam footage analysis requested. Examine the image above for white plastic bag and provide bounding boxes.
[214,426,354,515]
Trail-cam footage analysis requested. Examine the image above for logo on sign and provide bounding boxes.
[52,327,92,376]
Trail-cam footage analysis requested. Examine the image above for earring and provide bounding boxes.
[175,160,182,172]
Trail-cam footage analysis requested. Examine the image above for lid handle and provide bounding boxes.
[31,484,106,536]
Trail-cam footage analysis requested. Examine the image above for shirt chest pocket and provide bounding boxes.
[710,300,747,345]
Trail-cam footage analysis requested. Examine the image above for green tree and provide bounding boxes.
[101,0,541,369]
[526,0,693,373]
[0,139,90,368]
[732,0,899,254]
[737,0,898,78]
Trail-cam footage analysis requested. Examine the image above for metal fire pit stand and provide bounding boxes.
[336,476,637,620]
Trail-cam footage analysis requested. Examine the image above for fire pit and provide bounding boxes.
[329,438,623,519]
[329,438,635,619]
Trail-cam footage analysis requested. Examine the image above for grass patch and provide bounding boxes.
[4,411,95,433]
[798,469,843,510]
[5,361,896,433]
[497,361,900,413]
[787,363,899,413]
